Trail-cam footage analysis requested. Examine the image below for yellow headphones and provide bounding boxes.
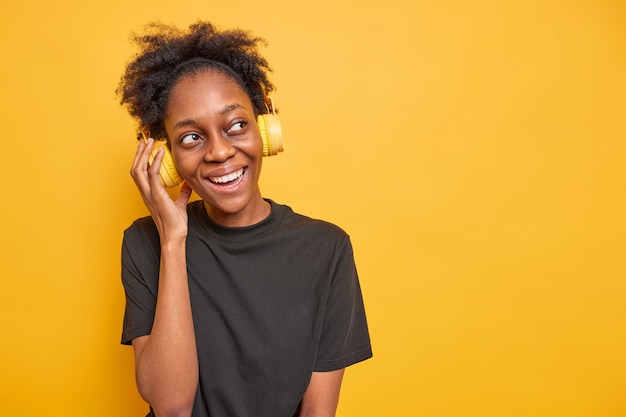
[143,97,284,188]
[257,97,284,158]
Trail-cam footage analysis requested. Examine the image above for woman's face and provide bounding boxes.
[164,69,268,227]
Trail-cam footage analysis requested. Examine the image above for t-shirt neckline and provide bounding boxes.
[189,199,286,242]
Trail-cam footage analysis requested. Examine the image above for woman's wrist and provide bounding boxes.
[160,235,187,251]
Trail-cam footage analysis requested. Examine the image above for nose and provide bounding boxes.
[204,133,236,163]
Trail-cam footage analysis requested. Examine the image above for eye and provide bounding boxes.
[227,120,248,134]
[180,133,202,145]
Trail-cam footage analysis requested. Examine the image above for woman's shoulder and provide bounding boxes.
[270,200,351,242]
[125,214,157,236]
[123,216,159,257]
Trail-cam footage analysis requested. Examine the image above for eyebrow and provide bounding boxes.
[172,119,198,130]
[219,103,244,115]
[172,103,246,131]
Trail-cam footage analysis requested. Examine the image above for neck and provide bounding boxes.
[203,198,271,228]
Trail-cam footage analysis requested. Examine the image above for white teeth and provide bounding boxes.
[209,168,245,184]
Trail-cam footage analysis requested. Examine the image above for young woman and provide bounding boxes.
[117,21,371,417]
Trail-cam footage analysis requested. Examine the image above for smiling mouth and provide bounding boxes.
[209,168,246,185]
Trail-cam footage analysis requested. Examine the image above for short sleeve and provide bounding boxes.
[120,218,161,345]
[314,238,372,371]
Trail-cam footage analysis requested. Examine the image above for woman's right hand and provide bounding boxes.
[130,138,193,242]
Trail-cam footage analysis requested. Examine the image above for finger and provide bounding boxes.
[146,144,166,188]
[135,140,164,194]
[131,138,147,166]
[175,181,193,208]
[131,137,154,181]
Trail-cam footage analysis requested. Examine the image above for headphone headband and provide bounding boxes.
[263,96,278,115]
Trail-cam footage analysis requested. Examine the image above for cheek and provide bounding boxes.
[172,152,197,175]
[249,133,265,156]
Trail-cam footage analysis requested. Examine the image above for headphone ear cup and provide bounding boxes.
[149,141,184,188]
[257,113,284,157]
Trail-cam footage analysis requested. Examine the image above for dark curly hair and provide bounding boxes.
[116,21,275,141]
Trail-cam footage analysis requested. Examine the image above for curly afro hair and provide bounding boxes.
[116,21,275,141]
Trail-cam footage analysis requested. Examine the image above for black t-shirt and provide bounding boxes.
[121,199,372,417]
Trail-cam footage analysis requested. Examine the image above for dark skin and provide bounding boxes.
[130,69,344,417]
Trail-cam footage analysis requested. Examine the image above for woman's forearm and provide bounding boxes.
[134,238,199,417]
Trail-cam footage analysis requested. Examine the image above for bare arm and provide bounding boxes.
[130,139,198,417]
[299,369,345,417]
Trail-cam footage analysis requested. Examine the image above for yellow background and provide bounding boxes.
[1,0,624,416]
